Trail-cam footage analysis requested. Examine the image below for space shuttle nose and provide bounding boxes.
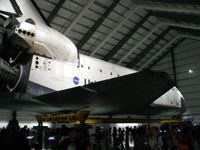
[181,97,187,113]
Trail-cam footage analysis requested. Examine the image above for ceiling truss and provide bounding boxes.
[31,0,200,70]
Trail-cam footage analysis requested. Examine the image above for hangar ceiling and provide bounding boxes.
[31,0,200,70]
[29,0,200,122]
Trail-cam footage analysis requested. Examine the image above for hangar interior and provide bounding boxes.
[30,0,200,123]
[0,0,200,149]
[1,0,199,122]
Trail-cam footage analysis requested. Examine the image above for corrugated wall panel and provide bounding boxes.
[182,92,200,100]
[184,107,200,115]
[151,54,173,76]
[178,76,200,87]
[186,100,200,107]
[180,84,200,93]
[176,55,200,67]
[174,40,200,55]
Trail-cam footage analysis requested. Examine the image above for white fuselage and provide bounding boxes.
[29,54,136,91]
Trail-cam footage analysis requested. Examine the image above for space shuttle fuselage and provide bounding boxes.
[1,16,136,92]
[0,0,186,116]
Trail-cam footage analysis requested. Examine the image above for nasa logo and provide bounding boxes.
[73,76,79,85]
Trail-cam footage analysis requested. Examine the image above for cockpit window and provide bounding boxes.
[25,18,35,25]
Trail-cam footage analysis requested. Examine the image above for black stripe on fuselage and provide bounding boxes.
[26,81,55,96]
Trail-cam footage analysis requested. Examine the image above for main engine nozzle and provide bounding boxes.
[0,58,22,92]
[4,15,19,29]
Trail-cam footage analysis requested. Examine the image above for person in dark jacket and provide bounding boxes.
[134,126,151,150]
[0,119,30,150]
[79,132,90,150]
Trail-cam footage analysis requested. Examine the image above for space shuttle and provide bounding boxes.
[0,0,186,116]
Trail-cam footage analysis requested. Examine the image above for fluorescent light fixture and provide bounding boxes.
[0,122,52,129]
[115,123,141,128]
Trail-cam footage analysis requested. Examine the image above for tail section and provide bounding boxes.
[0,0,46,24]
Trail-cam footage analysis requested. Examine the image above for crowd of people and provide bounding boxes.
[111,123,200,150]
[45,124,90,150]
[0,119,91,150]
[126,123,200,150]
[0,119,200,150]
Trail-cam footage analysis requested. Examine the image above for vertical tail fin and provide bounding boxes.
[0,0,46,24]
[10,0,23,17]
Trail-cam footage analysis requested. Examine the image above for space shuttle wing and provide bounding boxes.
[35,70,175,113]
[0,92,64,113]
[0,87,95,113]
[84,70,175,107]
[0,70,176,114]
[85,70,174,94]
[34,86,97,110]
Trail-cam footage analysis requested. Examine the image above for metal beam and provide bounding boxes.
[30,0,51,27]
[10,0,23,16]
[138,0,200,4]
[90,5,141,56]
[147,38,185,69]
[139,35,200,71]
[171,27,200,36]
[171,47,177,87]
[90,4,200,56]
[36,110,182,124]
[84,118,182,124]
[76,0,120,50]
[103,13,151,61]
[150,11,200,24]
[126,27,171,68]
[142,5,200,14]
[63,0,94,35]
[117,22,200,65]
[13,111,17,119]
[47,0,66,24]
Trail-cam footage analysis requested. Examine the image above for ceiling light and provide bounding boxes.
[189,70,193,73]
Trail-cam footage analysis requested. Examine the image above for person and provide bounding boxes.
[134,126,152,150]
[58,127,70,146]
[113,127,117,149]
[79,131,90,150]
[116,133,123,149]
[20,125,29,137]
[118,127,121,135]
[145,128,151,140]
[181,125,195,150]
[171,126,189,150]
[194,125,200,149]
[0,119,30,150]
[61,127,80,150]
[148,126,163,150]
[131,126,137,140]
[95,127,102,150]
